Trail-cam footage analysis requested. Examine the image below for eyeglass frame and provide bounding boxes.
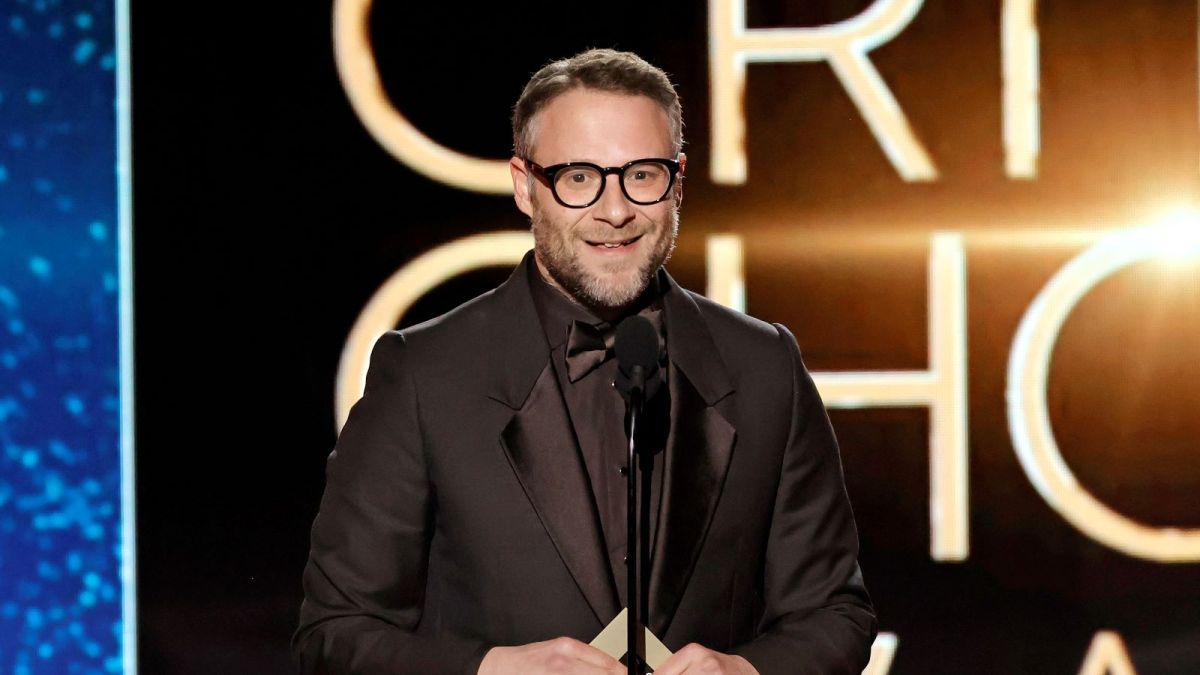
[523,157,682,209]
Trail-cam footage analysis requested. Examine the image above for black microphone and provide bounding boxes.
[614,315,660,403]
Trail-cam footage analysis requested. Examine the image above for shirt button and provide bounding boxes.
[618,465,628,476]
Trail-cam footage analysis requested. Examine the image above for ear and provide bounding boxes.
[674,152,687,206]
[510,156,533,217]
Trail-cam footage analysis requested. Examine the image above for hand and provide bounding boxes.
[652,643,760,675]
[477,637,625,675]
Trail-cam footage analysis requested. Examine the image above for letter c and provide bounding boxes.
[332,0,513,193]
[335,231,533,431]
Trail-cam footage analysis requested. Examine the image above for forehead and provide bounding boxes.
[531,88,672,163]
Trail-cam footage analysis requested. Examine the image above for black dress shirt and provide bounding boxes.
[527,263,669,608]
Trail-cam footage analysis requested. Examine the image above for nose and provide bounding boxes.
[592,173,635,227]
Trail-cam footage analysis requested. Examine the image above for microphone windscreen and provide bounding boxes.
[614,315,659,372]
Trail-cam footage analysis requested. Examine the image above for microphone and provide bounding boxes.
[613,315,660,403]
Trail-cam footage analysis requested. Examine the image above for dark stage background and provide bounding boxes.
[131,1,1200,673]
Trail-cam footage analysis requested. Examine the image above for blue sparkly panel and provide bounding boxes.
[0,0,128,673]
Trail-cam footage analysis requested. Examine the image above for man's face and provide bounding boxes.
[511,89,685,312]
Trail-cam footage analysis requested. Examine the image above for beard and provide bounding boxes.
[530,195,679,310]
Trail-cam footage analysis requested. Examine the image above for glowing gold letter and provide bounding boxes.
[1007,222,1200,562]
[1078,631,1137,675]
[703,233,967,558]
[812,233,968,560]
[708,0,937,183]
[1002,0,1039,178]
[335,232,533,430]
[863,633,898,675]
[706,234,746,311]
[332,0,512,193]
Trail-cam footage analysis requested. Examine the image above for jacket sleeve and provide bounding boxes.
[730,323,878,675]
[291,331,491,675]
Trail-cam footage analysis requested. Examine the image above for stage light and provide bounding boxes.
[1146,208,1200,263]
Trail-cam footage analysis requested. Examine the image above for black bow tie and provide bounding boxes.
[564,320,616,383]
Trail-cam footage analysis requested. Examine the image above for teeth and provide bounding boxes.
[597,238,635,248]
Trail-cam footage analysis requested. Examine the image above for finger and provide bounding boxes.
[570,659,628,675]
[547,637,623,669]
[652,643,706,675]
[597,656,653,675]
[649,653,688,675]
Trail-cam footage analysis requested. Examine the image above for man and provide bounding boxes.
[294,49,876,675]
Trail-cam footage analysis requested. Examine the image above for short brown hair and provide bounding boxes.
[512,48,683,159]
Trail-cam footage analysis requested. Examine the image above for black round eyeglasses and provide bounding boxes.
[524,157,681,208]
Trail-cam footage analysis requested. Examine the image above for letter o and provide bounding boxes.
[1007,223,1200,562]
[336,231,533,431]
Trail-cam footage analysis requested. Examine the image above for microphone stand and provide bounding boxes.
[614,315,659,674]
[625,365,646,675]
[639,418,653,659]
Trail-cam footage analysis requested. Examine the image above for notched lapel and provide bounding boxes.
[647,363,736,637]
[499,362,620,626]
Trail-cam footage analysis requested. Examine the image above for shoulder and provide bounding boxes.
[401,287,504,345]
[686,290,782,343]
[673,289,804,402]
[685,289,795,361]
[365,285,519,374]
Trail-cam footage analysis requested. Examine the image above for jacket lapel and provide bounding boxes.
[486,254,620,626]
[498,364,621,625]
[647,271,737,637]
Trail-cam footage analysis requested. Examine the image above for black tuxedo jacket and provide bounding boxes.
[293,254,876,675]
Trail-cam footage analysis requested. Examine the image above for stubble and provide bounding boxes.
[530,195,679,310]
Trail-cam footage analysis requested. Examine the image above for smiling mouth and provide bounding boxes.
[586,234,643,249]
